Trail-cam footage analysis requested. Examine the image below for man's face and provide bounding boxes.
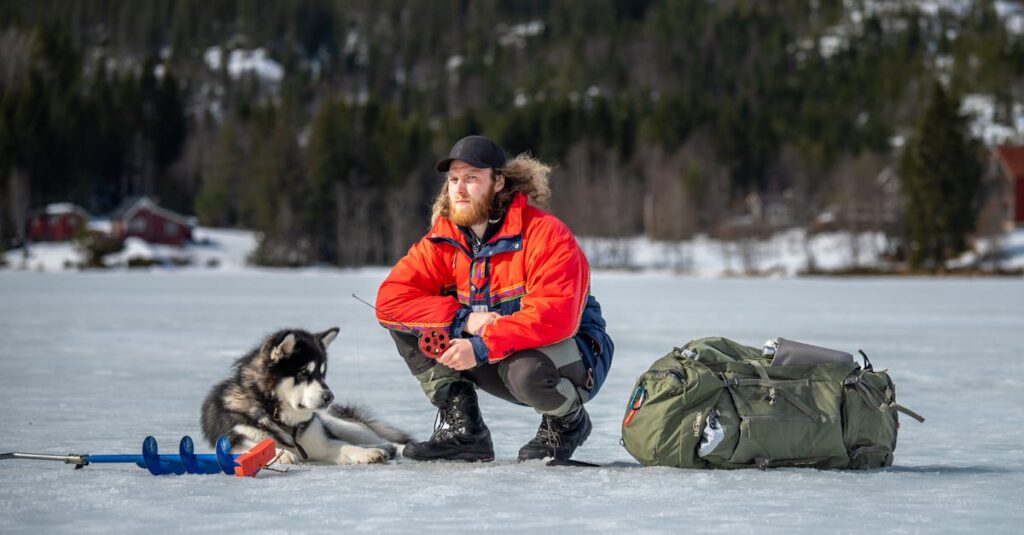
[446,160,504,227]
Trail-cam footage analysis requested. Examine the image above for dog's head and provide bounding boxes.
[261,327,339,416]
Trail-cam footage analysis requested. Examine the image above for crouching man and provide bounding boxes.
[375,135,613,462]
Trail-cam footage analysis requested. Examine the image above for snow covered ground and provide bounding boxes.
[5,226,1024,276]
[579,230,896,275]
[0,271,1021,533]
[2,227,258,273]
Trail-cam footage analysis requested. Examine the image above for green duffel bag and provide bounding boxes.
[620,337,924,469]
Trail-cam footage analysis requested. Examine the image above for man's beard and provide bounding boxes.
[449,184,495,227]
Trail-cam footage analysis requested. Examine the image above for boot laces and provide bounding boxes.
[428,405,452,438]
[430,404,460,441]
[534,415,561,452]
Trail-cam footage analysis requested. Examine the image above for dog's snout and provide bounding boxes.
[322,390,334,405]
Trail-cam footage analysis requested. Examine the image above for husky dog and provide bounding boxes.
[201,327,411,464]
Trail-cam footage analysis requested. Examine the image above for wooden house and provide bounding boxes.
[28,203,90,242]
[110,197,193,246]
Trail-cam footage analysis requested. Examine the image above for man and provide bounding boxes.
[375,135,613,462]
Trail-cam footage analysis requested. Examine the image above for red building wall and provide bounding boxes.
[995,146,1024,227]
[120,208,191,246]
[28,213,86,241]
[1016,176,1024,225]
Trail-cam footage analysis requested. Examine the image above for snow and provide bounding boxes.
[3,227,257,273]
[951,226,1024,270]
[7,226,1024,276]
[0,271,1021,532]
[833,1,1024,66]
[498,20,545,48]
[996,0,1024,35]
[961,94,1024,146]
[819,34,844,58]
[204,46,284,82]
[446,55,464,73]
[43,203,86,216]
[849,0,976,18]
[100,228,258,271]
[579,230,894,276]
[203,47,223,70]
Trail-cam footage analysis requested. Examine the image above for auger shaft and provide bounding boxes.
[0,452,89,465]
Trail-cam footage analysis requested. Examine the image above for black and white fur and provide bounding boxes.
[201,327,411,464]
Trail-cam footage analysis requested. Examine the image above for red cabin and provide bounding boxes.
[111,197,193,246]
[994,145,1024,227]
[28,203,91,242]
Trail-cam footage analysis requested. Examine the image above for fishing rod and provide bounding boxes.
[351,293,449,357]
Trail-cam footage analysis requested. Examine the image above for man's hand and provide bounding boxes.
[438,338,478,371]
[465,311,500,335]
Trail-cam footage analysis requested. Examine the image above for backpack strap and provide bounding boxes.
[771,385,825,422]
[891,403,926,423]
[722,376,754,415]
[846,372,926,424]
[857,350,874,371]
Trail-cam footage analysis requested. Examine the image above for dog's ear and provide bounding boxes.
[319,327,340,348]
[271,333,297,362]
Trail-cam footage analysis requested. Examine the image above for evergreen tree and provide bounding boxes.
[196,119,244,226]
[900,81,983,271]
[245,113,311,266]
[1,1,1021,266]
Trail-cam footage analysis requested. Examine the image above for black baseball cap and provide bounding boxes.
[436,135,507,172]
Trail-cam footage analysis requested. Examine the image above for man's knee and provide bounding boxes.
[501,351,559,397]
[500,350,579,414]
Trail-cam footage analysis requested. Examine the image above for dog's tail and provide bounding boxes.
[327,405,414,445]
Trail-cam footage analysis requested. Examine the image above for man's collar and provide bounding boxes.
[458,213,506,254]
[431,192,528,245]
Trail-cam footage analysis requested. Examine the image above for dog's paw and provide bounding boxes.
[378,443,398,459]
[274,449,301,465]
[350,447,387,464]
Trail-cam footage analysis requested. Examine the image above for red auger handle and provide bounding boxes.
[419,329,449,358]
[234,439,276,477]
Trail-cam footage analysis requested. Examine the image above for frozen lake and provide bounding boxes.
[0,270,1021,533]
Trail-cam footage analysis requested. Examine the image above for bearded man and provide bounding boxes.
[375,135,613,463]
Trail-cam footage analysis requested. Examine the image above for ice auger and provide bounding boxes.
[0,435,276,477]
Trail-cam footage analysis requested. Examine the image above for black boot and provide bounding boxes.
[517,406,592,462]
[404,382,494,462]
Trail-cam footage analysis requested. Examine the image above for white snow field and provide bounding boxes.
[0,271,1021,533]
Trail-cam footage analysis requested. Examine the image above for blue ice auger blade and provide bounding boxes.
[179,436,225,475]
[141,436,185,475]
[215,436,237,475]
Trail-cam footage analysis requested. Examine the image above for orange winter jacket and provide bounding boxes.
[376,192,590,363]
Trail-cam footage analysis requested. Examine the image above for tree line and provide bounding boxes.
[1,0,1019,270]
